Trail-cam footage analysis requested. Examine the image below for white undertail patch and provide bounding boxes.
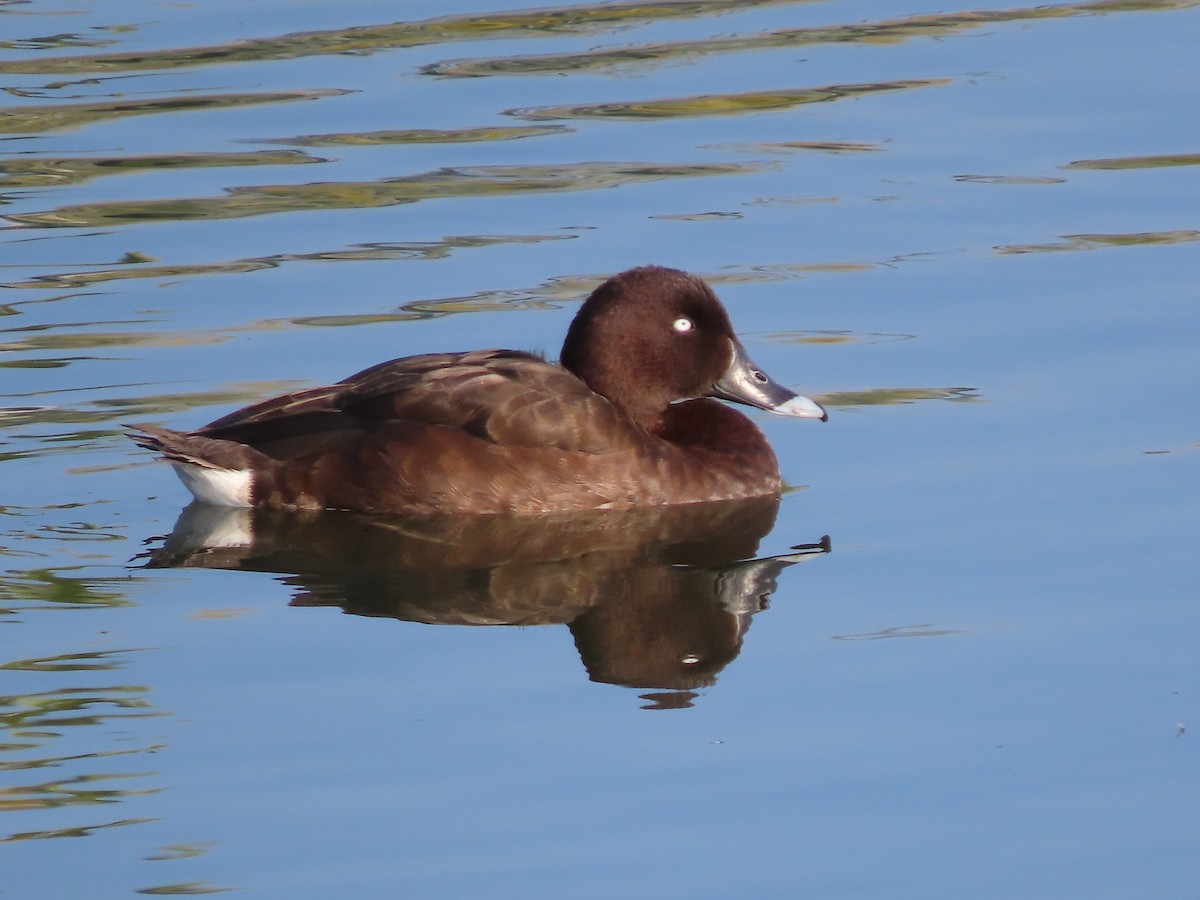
[172,463,253,508]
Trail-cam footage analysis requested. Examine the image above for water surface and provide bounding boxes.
[2,0,1198,897]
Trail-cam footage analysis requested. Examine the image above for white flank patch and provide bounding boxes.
[173,463,253,507]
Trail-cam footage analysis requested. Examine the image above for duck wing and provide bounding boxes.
[197,349,638,456]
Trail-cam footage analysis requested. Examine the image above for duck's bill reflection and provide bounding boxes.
[143,498,830,708]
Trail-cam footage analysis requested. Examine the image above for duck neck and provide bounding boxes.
[661,399,775,458]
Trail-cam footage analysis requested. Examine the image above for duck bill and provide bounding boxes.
[710,341,828,421]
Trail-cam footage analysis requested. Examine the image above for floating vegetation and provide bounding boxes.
[143,842,218,862]
[820,387,979,406]
[0,32,121,54]
[832,623,965,640]
[738,140,884,154]
[0,569,136,610]
[422,0,1199,77]
[765,330,915,345]
[745,195,841,207]
[0,90,346,135]
[0,385,305,429]
[134,881,236,896]
[2,817,158,843]
[257,124,571,147]
[954,174,1066,185]
[1,649,143,673]
[0,150,321,188]
[5,161,762,229]
[996,229,1200,254]
[3,234,575,290]
[0,682,162,813]
[650,211,743,222]
[0,0,804,75]
[1063,152,1200,170]
[507,80,948,120]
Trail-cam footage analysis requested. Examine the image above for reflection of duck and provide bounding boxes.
[129,266,825,515]
[147,499,829,707]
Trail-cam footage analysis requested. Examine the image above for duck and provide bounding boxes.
[128,265,826,515]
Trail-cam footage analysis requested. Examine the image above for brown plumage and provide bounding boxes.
[128,266,826,515]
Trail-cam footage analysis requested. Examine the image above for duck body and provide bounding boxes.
[130,266,826,515]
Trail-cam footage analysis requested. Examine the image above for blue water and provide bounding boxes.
[3,1,1199,897]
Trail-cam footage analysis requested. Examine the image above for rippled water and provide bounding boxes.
[3,1,1198,897]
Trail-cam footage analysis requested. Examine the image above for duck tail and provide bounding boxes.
[126,424,263,507]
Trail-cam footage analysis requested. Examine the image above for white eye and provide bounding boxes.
[673,316,694,333]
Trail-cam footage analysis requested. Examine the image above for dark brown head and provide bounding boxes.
[559,266,826,431]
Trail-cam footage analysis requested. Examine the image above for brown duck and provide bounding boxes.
[129,266,826,514]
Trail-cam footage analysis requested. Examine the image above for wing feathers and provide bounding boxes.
[195,349,639,456]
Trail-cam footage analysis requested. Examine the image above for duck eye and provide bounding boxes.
[672,317,694,333]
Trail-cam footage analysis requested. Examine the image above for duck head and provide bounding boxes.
[560,266,827,431]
